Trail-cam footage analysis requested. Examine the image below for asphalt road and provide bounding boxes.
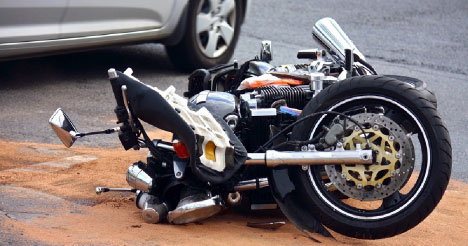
[0,0,467,181]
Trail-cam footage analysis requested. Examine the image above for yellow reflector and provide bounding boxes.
[205,141,216,162]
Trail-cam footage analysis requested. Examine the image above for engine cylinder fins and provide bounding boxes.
[324,113,415,201]
[255,86,312,109]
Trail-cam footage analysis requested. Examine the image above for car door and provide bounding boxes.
[59,0,176,39]
[0,0,67,43]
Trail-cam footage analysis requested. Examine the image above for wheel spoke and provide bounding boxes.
[197,13,213,33]
[218,0,235,17]
[208,0,220,11]
[204,30,219,57]
[218,21,234,45]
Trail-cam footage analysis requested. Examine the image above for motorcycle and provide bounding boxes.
[49,17,451,239]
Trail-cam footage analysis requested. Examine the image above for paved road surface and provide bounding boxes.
[1,0,467,181]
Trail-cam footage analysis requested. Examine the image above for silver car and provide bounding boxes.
[0,0,249,70]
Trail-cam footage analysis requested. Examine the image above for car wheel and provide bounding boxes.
[166,0,243,71]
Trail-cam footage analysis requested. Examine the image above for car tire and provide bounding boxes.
[166,0,243,71]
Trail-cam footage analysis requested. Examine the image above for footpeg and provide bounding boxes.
[95,186,136,195]
[167,193,223,224]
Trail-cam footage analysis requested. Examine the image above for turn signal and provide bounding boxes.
[173,140,190,159]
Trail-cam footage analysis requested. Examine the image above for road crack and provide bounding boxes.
[1,208,50,219]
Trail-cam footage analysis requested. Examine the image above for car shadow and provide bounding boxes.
[0,43,186,89]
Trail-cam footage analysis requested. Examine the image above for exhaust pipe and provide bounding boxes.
[126,164,153,192]
[136,191,168,224]
[167,194,223,224]
[244,149,373,167]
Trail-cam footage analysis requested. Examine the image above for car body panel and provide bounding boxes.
[60,0,175,38]
[0,0,67,43]
[0,0,187,60]
[0,0,249,62]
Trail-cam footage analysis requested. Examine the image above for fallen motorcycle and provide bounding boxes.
[49,17,451,239]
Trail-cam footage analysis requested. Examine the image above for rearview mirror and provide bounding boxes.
[49,108,79,148]
[260,40,272,63]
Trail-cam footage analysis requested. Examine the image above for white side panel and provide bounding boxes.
[152,86,233,172]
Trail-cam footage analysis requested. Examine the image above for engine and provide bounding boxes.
[189,84,313,152]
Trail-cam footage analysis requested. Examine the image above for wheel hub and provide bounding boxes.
[196,0,236,58]
[325,113,414,201]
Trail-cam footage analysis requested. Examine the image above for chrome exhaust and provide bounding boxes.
[167,194,223,224]
[136,191,168,224]
[244,149,373,167]
[126,164,153,192]
[142,201,168,224]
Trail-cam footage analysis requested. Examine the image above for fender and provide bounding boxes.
[269,167,331,237]
[162,4,188,46]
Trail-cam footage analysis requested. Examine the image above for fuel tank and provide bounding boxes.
[189,91,239,120]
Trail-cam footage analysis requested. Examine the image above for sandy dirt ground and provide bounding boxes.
[0,134,467,246]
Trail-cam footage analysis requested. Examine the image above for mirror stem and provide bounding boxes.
[345,48,354,78]
[75,127,120,137]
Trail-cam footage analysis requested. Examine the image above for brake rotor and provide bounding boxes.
[325,113,414,201]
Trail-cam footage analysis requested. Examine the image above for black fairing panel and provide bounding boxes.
[109,71,197,170]
[269,167,331,237]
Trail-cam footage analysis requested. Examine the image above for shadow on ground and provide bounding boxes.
[0,43,183,89]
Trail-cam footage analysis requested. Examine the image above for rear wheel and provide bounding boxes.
[166,0,242,71]
[289,75,451,239]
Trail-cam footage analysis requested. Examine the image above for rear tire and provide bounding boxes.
[290,75,451,239]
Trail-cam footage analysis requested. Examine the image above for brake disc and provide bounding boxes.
[325,113,415,201]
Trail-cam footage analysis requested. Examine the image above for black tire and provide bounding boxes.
[166,0,243,71]
[290,75,451,239]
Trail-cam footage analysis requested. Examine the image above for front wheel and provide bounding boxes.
[287,76,451,239]
[166,0,243,71]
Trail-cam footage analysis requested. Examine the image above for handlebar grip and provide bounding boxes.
[108,69,130,124]
[108,68,125,107]
[297,49,325,60]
